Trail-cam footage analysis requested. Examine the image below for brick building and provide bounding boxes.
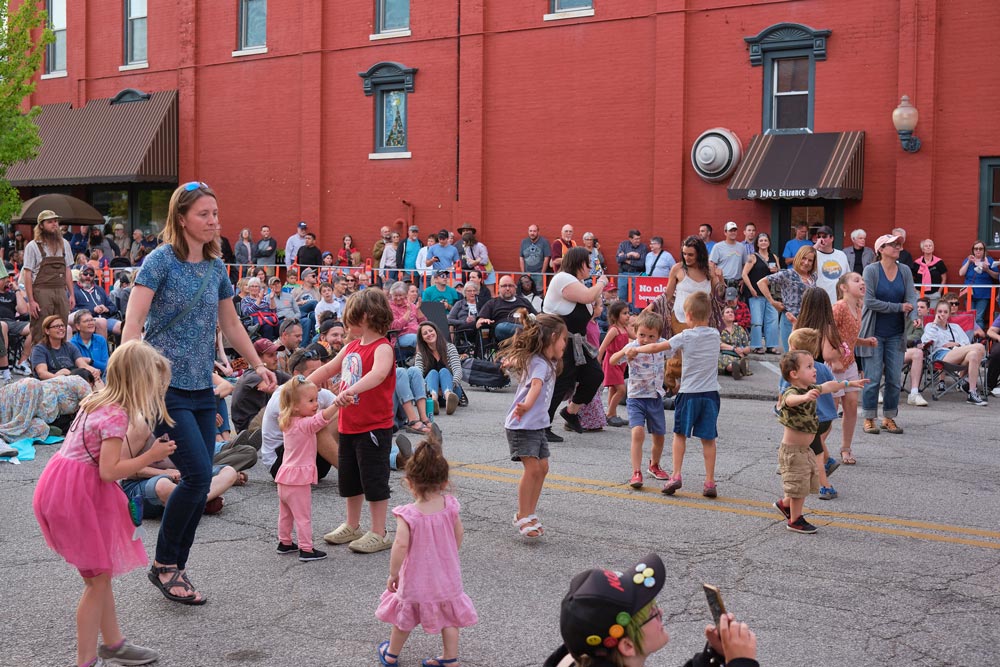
[10,0,1000,273]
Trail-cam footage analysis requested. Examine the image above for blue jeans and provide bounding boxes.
[779,312,795,353]
[494,321,521,342]
[425,368,454,396]
[395,366,426,404]
[748,296,780,350]
[861,334,905,419]
[972,298,991,331]
[216,395,231,435]
[396,333,417,364]
[618,272,640,306]
[155,387,217,570]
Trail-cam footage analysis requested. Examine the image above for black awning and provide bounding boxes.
[727,131,864,200]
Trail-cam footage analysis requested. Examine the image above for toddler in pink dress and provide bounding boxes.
[376,437,477,667]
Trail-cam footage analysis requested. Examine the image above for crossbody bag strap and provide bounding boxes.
[145,265,214,342]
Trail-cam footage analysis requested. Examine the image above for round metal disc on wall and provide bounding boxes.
[691,128,742,182]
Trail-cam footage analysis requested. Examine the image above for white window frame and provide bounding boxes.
[124,0,147,66]
[45,0,67,75]
[770,56,811,132]
[237,0,267,52]
[544,0,594,21]
[374,0,410,37]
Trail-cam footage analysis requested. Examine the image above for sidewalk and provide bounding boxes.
[716,352,782,401]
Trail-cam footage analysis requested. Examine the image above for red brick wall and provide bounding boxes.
[18,0,1000,274]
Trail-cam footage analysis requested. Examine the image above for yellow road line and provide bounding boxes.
[451,464,1000,551]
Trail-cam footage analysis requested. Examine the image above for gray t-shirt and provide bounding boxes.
[668,326,721,394]
[504,354,556,431]
[709,241,747,280]
[520,237,550,273]
[261,384,335,467]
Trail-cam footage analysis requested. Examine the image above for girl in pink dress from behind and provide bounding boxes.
[376,435,478,667]
[33,340,177,667]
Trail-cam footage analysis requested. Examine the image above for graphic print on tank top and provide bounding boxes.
[341,351,363,403]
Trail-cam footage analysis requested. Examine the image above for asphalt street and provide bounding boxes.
[3,364,999,667]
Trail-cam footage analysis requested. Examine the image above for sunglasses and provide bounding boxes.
[973,246,986,251]
[345,278,356,283]
[182,181,210,192]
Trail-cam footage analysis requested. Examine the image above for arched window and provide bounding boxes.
[359,62,418,157]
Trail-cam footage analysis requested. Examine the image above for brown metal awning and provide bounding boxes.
[727,131,864,200]
[8,89,177,187]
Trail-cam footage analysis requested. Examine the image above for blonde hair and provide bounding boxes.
[78,340,174,431]
[792,245,817,274]
[498,313,566,377]
[683,291,711,323]
[278,375,317,431]
[787,327,820,358]
[162,182,221,262]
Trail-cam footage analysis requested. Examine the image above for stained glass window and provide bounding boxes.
[381,91,407,150]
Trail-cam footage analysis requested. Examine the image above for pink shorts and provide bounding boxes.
[832,363,861,398]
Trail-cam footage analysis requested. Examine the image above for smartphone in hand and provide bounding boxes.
[703,584,727,628]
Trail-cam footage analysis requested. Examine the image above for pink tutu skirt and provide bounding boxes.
[33,453,147,578]
[376,589,479,634]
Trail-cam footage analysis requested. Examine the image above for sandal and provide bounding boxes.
[405,420,430,435]
[527,514,545,535]
[147,565,208,605]
[512,515,542,539]
[422,658,459,667]
[234,471,248,486]
[377,641,399,666]
[841,449,857,465]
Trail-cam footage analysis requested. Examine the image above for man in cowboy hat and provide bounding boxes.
[22,210,75,342]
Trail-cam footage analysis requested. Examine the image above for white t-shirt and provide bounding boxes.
[542,272,592,317]
[314,299,342,330]
[260,385,336,467]
[814,248,850,302]
[22,238,73,274]
[668,326,721,394]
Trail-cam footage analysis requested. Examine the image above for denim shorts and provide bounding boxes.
[626,396,666,435]
[672,391,720,440]
[505,428,550,461]
[932,348,949,362]
[122,465,226,516]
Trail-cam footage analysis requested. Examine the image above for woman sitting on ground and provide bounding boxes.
[414,321,465,415]
[718,306,751,379]
[30,314,103,387]
[69,310,110,378]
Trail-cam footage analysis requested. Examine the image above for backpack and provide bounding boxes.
[461,357,510,390]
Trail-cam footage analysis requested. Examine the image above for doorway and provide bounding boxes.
[771,200,843,255]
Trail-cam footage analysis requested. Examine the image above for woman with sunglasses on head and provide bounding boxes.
[959,239,998,331]
[123,182,277,605]
[855,234,918,435]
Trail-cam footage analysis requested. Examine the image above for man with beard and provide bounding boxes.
[112,222,130,258]
[22,211,75,342]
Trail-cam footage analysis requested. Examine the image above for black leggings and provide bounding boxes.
[547,348,604,422]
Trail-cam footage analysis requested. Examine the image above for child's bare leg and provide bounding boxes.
[370,499,389,536]
[345,495,363,529]
[671,434,687,478]
[607,385,625,417]
[651,433,665,467]
[787,496,805,523]
[517,457,547,536]
[630,426,645,471]
[815,452,830,487]
[442,626,460,661]
[701,439,717,484]
[840,391,858,455]
[387,626,412,661]
[76,574,110,666]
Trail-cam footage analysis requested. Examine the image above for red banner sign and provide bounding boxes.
[632,277,670,308]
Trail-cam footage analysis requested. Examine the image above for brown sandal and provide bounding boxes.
[147,565,208,605]
[841,449,857,465]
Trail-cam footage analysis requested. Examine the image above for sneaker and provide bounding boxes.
[629,470,643,489]
[819,485,838,500]
[967,391,988,407]
[661,475,682,496]
[544,428,564,443]
[824,458,840,477]
[349,530,394,554]
[98,640,159,665]
[647,461,669,481]
[961,380,970,393]
[276,541,298,554]
[702,482,718,498]
[0,369,10,382]
[907,392,928,407]
[203,496,224,515]
[881,418,903,434]
[731,362,743,380]
[323,522,365,545]
[298,547,328,562]
[991,386,1000,398]
[607,416,628,427]
[773,498,791,521]
[457,391,469,407]
[938,381,946,392]
[662,395,675,411]
[445,391,459,415]
[394,433,413,469]
[863,418,880,434]
[560,407,584,434]
[13,360,31,376]
[786,516,818,534]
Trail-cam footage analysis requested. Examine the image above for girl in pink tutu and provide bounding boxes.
[376,435,477,667]
[33,340,177,667]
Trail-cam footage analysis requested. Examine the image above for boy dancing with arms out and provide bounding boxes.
[774,350,867,533]
[610,311,670,489]
[627,292,721,497]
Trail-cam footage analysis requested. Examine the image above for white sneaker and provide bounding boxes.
[13,361,31,376]
[991,386,1000,398]
[878,391,884,404]
[907,393,928,407]
[0,369,10,382]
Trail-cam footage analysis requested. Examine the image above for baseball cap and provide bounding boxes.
[557,553,666,662]
[287,342,331,371]
[724,221,738,232]
[815,225,833,236]
[874,234,904,252]
[725,286,739,301]
[320,318,344,335]
[300,268,316,279]
[297,221,308,229]
[37,210,62,224]
[436,270,450,277]
[0,262,8,280]
[408,225,419,232]
[253,338,280,356]
[80,266,96,276]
